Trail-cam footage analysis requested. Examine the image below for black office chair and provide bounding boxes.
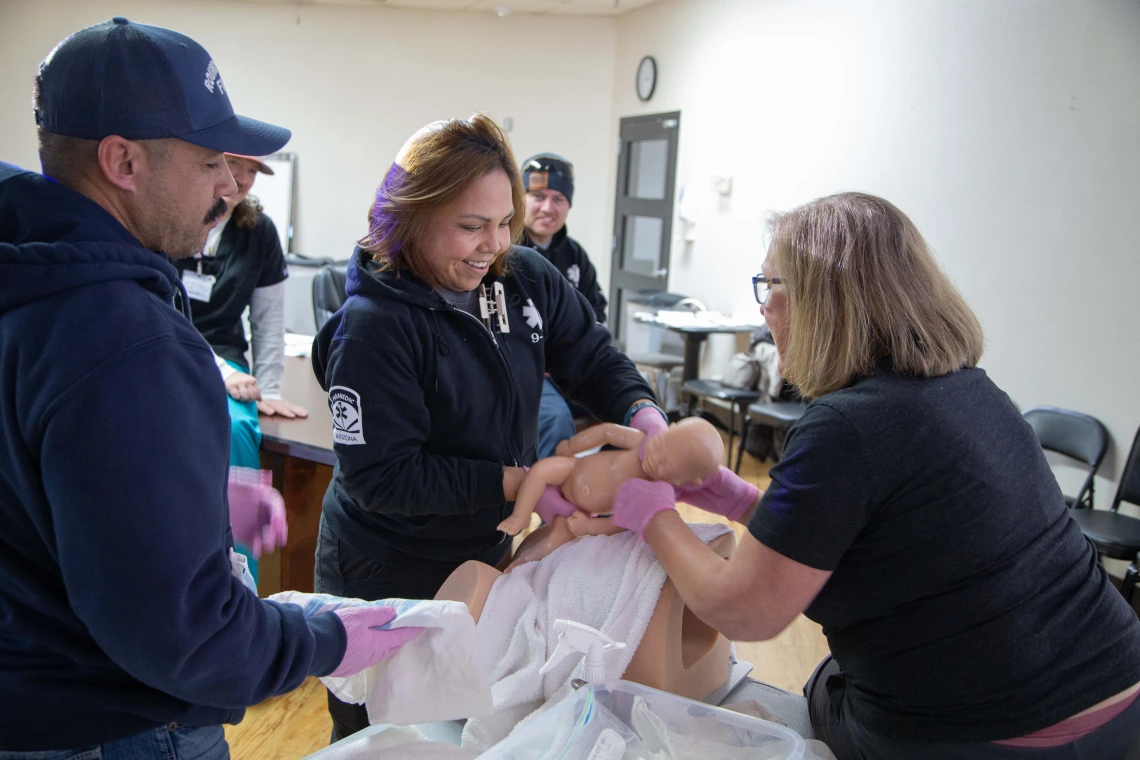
[1069,426,1140,603]
[311,263,349,331]
[681,379,761,467]
[734,400,809,472]
[1023,406,1109,510]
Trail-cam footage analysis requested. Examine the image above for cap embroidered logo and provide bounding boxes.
[204,60,225,94]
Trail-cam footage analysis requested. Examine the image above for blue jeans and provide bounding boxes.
[538,378,577,460]
[0,725,228,760]
[225,360,262,582]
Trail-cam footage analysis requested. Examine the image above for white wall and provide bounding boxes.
[612,0,1140,500]
[0,0,618,275]
[5,0,1140,502]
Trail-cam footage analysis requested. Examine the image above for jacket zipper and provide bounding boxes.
[447,306,521,467]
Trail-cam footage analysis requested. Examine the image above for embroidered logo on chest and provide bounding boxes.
[521,298,544,343]
[522,299,543,331]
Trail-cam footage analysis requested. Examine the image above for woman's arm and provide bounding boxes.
[615,405,873,642]
[645,509,830,641]
[249,281,285,399]
[249,282,308,418]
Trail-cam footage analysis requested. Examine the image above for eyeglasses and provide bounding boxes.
[752,274,783,305]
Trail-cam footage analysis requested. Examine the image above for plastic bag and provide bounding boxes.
[480,681,809,760]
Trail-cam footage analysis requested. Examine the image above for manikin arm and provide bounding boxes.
[554,423,645,457]
[498,457,578,536]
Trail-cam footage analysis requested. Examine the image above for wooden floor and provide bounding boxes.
[225,441,830,759]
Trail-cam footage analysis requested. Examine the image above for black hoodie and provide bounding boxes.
[312,246,652,562]
[522,225,607,324]
[0,163,343,750]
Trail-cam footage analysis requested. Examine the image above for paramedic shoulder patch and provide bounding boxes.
[328,386,366,445]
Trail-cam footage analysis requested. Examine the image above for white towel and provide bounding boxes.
[461,523,732,754]
[270,592,493,726]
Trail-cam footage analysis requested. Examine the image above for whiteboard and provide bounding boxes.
[252,153,296,253]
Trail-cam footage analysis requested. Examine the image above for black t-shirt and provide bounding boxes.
[749,367,1140,742]
[173,213,288,366]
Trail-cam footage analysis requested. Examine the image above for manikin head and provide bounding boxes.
[641,417,724,485]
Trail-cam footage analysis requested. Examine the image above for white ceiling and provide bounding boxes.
[232,0,665,16]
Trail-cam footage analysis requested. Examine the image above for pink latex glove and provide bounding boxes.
[227,467,288,558]
[535,485,581,524]
[612,479,677,541]
[630,405,669,459]
[329,606,423,678]
[675,466,760,523]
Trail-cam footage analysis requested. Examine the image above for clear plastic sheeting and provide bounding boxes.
[480,680,829,760]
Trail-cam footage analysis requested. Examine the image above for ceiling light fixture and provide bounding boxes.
[494,4,513,16]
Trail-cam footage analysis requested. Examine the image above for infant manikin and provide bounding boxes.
[497,417,724,537]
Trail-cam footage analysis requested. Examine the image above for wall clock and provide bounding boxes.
[637,55,657,102]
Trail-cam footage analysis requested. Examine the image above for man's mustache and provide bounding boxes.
[204,198,228,225]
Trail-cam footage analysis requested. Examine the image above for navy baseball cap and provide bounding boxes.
[35,17,290,156]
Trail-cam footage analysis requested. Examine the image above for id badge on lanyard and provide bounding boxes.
[182,256,216,302]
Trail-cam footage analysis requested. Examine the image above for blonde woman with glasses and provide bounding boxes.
[580,193,1140,758]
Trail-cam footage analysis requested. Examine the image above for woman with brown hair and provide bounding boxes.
[586,192,1140,757]
[310,115,662,740]
[172,153,309,582]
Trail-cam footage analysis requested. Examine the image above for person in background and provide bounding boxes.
[0,19,416,758]
[590,192,1140,759]
[520,153,608,458]
[312,116,664,740]
[172,152,308,580]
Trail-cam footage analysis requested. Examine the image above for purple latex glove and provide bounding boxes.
[675,466,760,523]
[227,467,288,558]
[329,606,423,678]
[612,479,677,541]
[535,485,581,524]
[630,405,669,459]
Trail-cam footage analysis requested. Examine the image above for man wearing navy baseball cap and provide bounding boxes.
[0,19,417,757]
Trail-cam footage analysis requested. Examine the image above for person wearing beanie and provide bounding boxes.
[520,154,609,457]
[520,154,607,323]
